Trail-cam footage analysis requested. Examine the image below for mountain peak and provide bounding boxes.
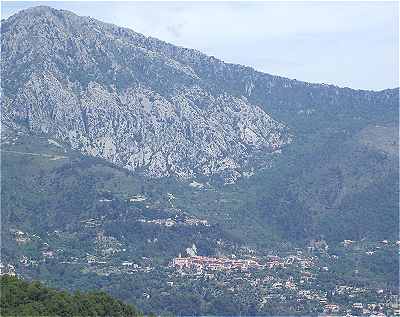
[2,5,78,36]
[22,5,56,13]
[5,5,67,21]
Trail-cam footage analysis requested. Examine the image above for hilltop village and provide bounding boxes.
[2,184,399,316]
[3,226,399,316]
[167,240,399,316]
[172,255,262,271]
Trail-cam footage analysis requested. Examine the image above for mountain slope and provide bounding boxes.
[1,6,292,182]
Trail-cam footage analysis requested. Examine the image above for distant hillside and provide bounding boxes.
[0,275,142,317]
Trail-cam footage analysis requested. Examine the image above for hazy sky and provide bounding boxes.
[2,1,399,91]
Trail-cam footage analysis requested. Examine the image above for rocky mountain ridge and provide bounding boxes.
[2,6,398,182]
[1,6,293,182]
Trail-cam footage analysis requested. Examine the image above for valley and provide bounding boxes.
[1,127,398,315]
[0,6,398,316]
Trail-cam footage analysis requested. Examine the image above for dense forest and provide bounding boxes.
[0,275,143,317]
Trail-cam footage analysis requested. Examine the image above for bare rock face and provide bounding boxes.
[1,6,291,181]
[5,7,395,182]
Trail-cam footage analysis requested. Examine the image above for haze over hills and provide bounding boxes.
[1,6,399,316]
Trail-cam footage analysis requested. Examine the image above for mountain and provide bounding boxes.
[1,6,293,183]
[1,6,398,316]
[2,5,398,239]
[2,6,397,182]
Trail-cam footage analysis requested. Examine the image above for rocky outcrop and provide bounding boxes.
[1,6,291,181]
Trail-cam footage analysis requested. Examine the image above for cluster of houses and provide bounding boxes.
[138,216,209,227]
[171,252,318,274]
[80,218,102,228]
[128,195,147,202]
[341,239,400,248]
[0,263,16,277]
[171,255,262,271]
[95,231,122,256]
[183,218,209,226]
[138,218,176,227]
[323,299,400,316]
[11,229,31,244]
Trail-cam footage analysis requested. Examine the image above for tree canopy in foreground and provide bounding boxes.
[0,275,142,317]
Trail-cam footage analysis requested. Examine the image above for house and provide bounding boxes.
[342,240,354,246]
[122,261,134,267]
[42,250,54,258]
[324,304,340,313]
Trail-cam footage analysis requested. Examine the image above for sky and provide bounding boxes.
[1,1,399,91]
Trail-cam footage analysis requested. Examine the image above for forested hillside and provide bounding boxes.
[0,275,143,317]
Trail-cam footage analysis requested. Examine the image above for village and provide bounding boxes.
[166,240,399,316]
[172,254,262,271]
[4,224,399,316]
